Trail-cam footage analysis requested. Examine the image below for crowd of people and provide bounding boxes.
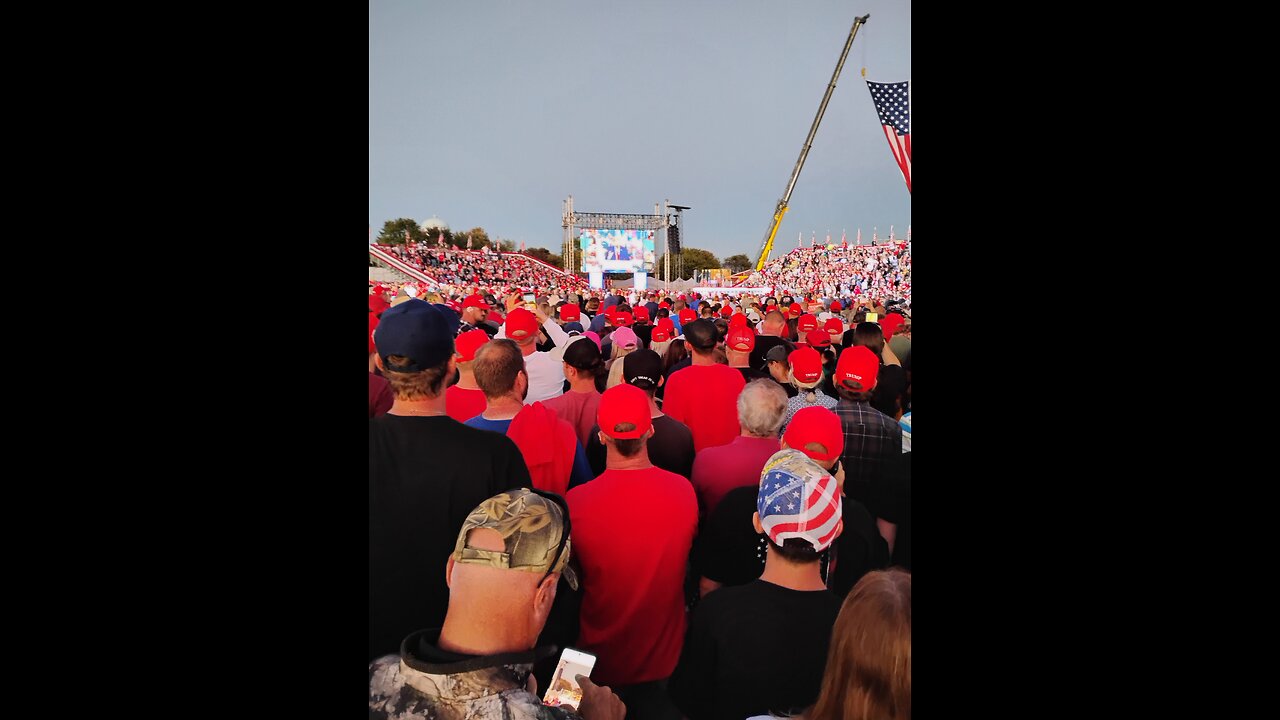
[374,244,590,295]
[369,278,911,720]
[739,242,911,308]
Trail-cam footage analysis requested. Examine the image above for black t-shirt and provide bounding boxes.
[749,335,793,372]
[368,415,532,660]
[584,414,696,480]
[872,363,906,418]
[669,580,841,720]
[633,323,653,348]
[694,486,764,586]
[876,451,911,571]
[826,492,892,600]
[734,367,771,385]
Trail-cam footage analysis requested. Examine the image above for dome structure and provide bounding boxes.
[421,215,447,232]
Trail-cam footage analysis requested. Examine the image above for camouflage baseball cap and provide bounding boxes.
[451,489,578,590]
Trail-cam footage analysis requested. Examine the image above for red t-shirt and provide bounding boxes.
[690,435,781,517]
[541,389,603,450]
[662,364,747,452]
[445,385,487,423]
[369,372,394,419]
[567,465,698,686]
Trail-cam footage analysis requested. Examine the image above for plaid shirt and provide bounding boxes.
[834,398,902,509]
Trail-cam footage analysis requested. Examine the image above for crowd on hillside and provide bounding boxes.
[740,242,911,308]
[369,281,911,720]
[374,244,589,295]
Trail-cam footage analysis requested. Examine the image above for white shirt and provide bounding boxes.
[495,318,570,404]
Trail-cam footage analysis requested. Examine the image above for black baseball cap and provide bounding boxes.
[623,349,664,390]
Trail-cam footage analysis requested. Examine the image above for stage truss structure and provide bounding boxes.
[562,196,682,287]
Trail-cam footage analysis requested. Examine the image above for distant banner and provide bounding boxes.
[589,270,604,290]
[633,271,647,291]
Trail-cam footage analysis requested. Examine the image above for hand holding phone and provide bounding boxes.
[543,648,597,711]
[523,292,537,310]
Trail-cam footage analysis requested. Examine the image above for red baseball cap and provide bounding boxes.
[651,326,672,343]
[727,327,756,352]
[806,330,832,349]
[370,293,390,315]
[678,308,697,324]
[835,346,879,392]
[729,312,749,328]
[614,311,633,327]
[455,328,490,362]
[720,304,734,317]
[829,300,843,312]
[633,306,650,323]
[505,307,539,340]
[486,310,505,325]
[788,302,803,317]
[597,383,653,439]
[658,301,670,310]
[788,347,824,384]
[881,312,905,340]
[823,317,844,335]
[797,314,819,333]
[783,406,845,463]
[462,294,490,310]
[560,304,581,322]
[656,317,675,332]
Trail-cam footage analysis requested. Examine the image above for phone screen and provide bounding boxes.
[543,647,597,710]
[865,312,878,323]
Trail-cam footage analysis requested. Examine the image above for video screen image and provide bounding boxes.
[579,229,656,273]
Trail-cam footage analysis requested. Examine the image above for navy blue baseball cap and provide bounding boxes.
[374,298,460,371]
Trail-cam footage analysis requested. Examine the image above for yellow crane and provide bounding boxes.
[754,13,871,272]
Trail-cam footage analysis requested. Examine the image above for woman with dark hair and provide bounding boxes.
[542,337,607,448]
[656,338,689,402]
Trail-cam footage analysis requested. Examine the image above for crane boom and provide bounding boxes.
[754,13,870,272]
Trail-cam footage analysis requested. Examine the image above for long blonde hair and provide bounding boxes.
[807,569,911,720]
[605,345,636,389]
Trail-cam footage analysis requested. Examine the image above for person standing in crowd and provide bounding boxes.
[751,309,793,370]
[584,349,695,480]
[543,337,606,448]
[663,319,746,452]
[497,304,570,403]
[690,379,789,519]
[445,328,490,422]
[781,347,838,430]
[849,321,907,420]
[369,299,532,661]
[669,449,843,720]
[465,339,592,494]
[725,322,770,384]
[458,294,498,337]
[567,384,697,718]
[780,407,889,599]
[831,346,903,553]
[789,569,911,720]
[371,488,627,720]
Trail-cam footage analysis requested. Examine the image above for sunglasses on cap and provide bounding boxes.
[527,487,572,589]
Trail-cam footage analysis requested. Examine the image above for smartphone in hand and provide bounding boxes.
[542,647,597,711]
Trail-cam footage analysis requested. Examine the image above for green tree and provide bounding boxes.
[455,227,492,249]
[655,247,721,277]
[524,247,561,266]
[377,218,427,246]
[723,254,753,273]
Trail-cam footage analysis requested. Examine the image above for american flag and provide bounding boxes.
[866,80,911,194]
[758,466,842,550]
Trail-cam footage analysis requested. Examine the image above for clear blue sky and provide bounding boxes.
[370,0,910,261]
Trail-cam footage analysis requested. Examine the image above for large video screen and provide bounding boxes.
[579,229,656,273]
